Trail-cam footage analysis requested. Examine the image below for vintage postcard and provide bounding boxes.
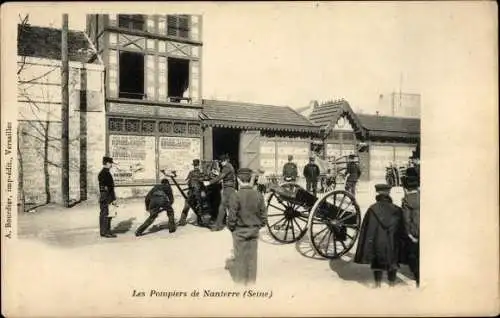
[1,1,498,317]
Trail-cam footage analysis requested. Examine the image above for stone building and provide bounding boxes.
[84,14,321,197]
[17,24,106,206]
[84,14,204,197]
[308,99,420,182]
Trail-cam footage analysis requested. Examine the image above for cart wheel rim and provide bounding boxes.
[307,190,361,259]
[265,186,309,244]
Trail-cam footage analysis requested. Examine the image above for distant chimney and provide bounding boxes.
[309,100,319,108]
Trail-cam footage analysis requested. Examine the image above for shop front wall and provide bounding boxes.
[159,136,201,180]
[259,136,310,178]
[369,145,394,182]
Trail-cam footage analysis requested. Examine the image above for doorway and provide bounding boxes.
[212,128,240,171]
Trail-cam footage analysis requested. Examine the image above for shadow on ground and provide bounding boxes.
[294,235,326,260]
[112,217,136,234]
[328,252,409,287]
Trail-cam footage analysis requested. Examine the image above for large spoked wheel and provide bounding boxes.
[307,190,361,259]
[265,183,309,244]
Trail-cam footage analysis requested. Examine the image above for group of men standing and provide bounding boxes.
[97,154,268,285]
[282,154,361,197]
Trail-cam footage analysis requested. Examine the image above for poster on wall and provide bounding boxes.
[109,135,156,184]
[159,137,200,181]
[259,140,276,175]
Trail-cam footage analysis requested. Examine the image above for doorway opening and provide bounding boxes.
[212,128,240,171]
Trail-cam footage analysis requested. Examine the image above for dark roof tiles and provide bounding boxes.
[18,24,95,63]
[201,100,319,133]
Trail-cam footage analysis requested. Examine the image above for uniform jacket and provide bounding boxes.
[186,168,203,191]
[98,167,116,204]
[402,190,420,239]
[354,194,405,269]
[346,162,362,182]
[145,183,174,212]
[228,185,267,236]
[282,162,298,179]
[303,163,320,181]
[209,162,236,188]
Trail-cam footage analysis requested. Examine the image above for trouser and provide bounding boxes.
[408,241,420,286]
[229,227,260,285]
[214,187,236,228]
[181,190,202,219]
[136,205,175,235]
[306,179,318,196]
[345,180,357,196]
[371,259,398,287]
[99,201,113,235]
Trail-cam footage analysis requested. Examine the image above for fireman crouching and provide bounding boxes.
[135,178,177,236]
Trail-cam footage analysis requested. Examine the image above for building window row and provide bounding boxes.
[118,14,190,39]
[117,51,191,102]
[109,117,200,136]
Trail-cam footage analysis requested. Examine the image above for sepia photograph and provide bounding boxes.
[1,2,498,317]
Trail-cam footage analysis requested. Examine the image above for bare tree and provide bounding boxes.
[17,15,92,211]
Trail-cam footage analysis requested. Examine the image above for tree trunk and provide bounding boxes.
[44,121,51,204]
[17,128,26,212]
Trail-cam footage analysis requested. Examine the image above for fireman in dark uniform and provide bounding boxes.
[303,156,321,196]
[345,154,361,196]
[178,159,204,226]
[98,156,117,238]
[135,178,176,236]
[282,155,298,182]
[203,154,236,231]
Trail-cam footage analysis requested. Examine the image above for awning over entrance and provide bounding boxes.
[200,99,321,136]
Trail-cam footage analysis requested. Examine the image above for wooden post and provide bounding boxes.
[61,14,70,207]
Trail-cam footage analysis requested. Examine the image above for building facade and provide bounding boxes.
[308,99,420,182]
[85,14,203,197]
[17,24,106,206]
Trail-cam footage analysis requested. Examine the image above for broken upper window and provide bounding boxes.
[119,51,145,99]
[167,15,190,38]
[167,57,190,103]
[118,15,145,31]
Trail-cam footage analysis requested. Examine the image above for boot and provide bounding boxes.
[373,271,383,288]
[177,211,188,226]
[388,270,397,287]
[167,210,177,233]
[107,217,116,236]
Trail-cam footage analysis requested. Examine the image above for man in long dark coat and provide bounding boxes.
[354,184,405,288]
[135,179,176,236]
[98,156,117,238]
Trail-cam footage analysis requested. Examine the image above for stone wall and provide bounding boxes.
[17,57,105,206]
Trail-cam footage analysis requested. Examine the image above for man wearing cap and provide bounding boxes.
[178,159,205,226]
[345,154,361,196]
[98,156,117,238]
[303,156,321,196]
[135,178,176,236]
[282,155,298,182]
[354,184,405,288]
[203,154,236,231]
[226,168,267,285]
[401,167,420,287]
